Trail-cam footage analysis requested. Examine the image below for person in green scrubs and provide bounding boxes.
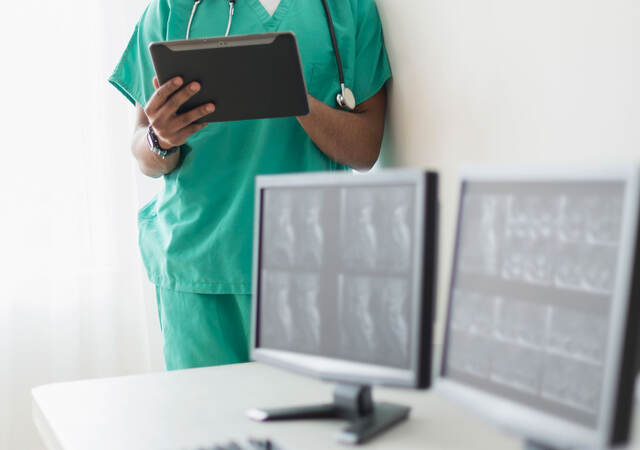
[109,0,392,370]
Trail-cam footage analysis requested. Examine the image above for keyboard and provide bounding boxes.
[194,438,285,450]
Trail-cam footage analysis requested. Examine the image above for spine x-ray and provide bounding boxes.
[446,181,624,427]
[260,184,416,369]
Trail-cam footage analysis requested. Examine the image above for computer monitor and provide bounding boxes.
[247,170,438,444]
[438,166,640,449]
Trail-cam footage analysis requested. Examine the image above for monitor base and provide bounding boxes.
[246,384,410,445]
[524,440,561,450]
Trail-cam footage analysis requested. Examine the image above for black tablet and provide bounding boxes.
[149,32,309,123]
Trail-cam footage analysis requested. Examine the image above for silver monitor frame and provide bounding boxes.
[250,169,438,389]
[437,165,640,449]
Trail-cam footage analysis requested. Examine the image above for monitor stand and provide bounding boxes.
[524,440,563,450]
[246,384,410,445]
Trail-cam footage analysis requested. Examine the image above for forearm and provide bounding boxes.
[131,125,181,178]
[297,93,385,171]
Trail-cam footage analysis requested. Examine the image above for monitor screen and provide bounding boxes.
[259,184,415,369]
[442,180,626,429]
[252,171,438,388]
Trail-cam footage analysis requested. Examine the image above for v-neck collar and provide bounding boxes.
[246,0,293,31]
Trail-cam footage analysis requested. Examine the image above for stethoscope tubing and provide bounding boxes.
[187,0,235,38]
[319,0,345,87]
[186,0,201,40]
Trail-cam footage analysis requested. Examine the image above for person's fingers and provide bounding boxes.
[157,82,201,119]
[172,122,210,144]
[175,103,215,129]
[144,77,183,116]
[153,77,160,90]
[147,81,207,147]
[153,120,208,149]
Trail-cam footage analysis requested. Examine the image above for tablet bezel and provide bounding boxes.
[148,32,309,122]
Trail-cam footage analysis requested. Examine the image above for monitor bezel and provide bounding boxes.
[437,165,640,449]
[250,169,438,389]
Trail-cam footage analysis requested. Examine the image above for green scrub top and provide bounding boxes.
[109,0,392,295]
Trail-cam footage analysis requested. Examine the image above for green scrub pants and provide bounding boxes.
[155,287,252,370]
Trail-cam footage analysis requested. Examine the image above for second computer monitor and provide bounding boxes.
[438,166,640,449]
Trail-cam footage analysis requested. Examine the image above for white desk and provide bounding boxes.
[32,363,638,450]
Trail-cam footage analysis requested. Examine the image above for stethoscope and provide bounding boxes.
[186,0,356,111]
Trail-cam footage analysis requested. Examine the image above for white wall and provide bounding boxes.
[376,0,639,355]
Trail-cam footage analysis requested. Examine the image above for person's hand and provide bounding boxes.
[144,76,215,150]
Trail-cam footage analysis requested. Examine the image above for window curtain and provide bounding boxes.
[0,1,160,448]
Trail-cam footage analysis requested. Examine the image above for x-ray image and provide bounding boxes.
[582,245,618,293]
[447,331,492,378]
[548,307,608,363]
[337,275,376,362]
[260,183,418,367]
[522,238,556,285]
[264,191,296,266]
[490,341,543,394]
[507,195,559,241]
[458,194,502,276]
[501,235,557,285]
[340,186,415,272]
[541,354,602,413]
[341,189,378,270]
[554,243,585,289]
[337,275,412,368]
[263,189,326,269]
[260,271,294,350]
[559,194,624,247]
[376,278,410,367]
[495,298,548,349]
[445,180,627,427]
[290,274,322,353]
[450,289,496,337]
[295,191,325,268]
[384,187,413,271]
[558,195,589,243]
[500,236,527,281]
[585,196,623,245]
[501,195,558,285]
[555,244,618,293]
[554,194,621,293]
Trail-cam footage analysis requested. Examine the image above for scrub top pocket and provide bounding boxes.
[308,63,341,107]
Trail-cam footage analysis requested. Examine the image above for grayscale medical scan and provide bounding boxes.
[436,168,640,450]
[260,185,415,369]
[444,181,626,427]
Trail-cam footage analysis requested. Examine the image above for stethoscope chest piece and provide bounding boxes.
[337,85,356,111]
